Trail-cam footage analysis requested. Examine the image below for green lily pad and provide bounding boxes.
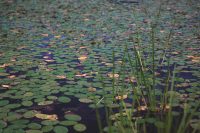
[11,119,29,125]
[4,103,21,109]
[2,128,14,133]
[14,129,25,133]
[0,120,7,129]
[41,125,53,132]
[23,110,37,118]
[8,124,27,129]
[78,98,93,103]
[0,100,9,106]
[59,120,77,126]
[47,96,57,100]
[26,130,43,133]
[58,96,71,103]
[23,92,34,97]
[88,103,104,109]
[73,123,87,132]
[53,126,68,133]
[0,113,7,119]
[22,101,33,107]
[6,113,22,122]
[41,120,59,126]
[28,123,41,130]
[64,114,81,121]
[38,101,53,106]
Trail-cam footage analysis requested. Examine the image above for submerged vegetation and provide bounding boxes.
[0,0,199,133]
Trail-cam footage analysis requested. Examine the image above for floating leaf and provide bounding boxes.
[1,85,10,89]
[78,55,87,62]
[28,123,41,130]
[38,101,53,106]
[0,100,9,106]
[87,87,96,92]
[115,94,128,100]
[0,120,7,129]
[59,120,77,126]
[41,125,53,132]
[53,126,68,133]
[107,73,119,78]
[23,110,37,118]
[73,123,87,132]
[41,120,59,126]
[75,73,87,77]
[58,96,71,103]
[79,98,93,103]
[54,35,61,39]
[22,101,33,107]
[41,34,49,37]
[26,130,43,133]
[56,75,66,79]
[64,114,81,121]
[35,113,58,120]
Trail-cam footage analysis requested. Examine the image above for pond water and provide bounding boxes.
[0,0,199,133]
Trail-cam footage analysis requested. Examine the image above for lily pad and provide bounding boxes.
[26,130,43,133]
[53,126,68,133]
[23,110,37,118]
[64,114,81,121]
[4,103,21,109]
[41,120,59,126]
[22,101,33,107]
[78,98,93,103]
[28,123,42,130]
[6,113,22,122]
[0,120,7,129]
[58,96,71,103]
[0,100,9,106]
[11,119,29,125]
[41,125,53,132]
[38,101,53,106]
[73,123,87,132]
[59,120,77,126]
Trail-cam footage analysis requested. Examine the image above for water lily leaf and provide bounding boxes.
[115,94,128,100]
[0,120,7,129]
[0,100,9,106]
[23,92,34,97]
[28,123,41,130]
[22,101,33,107]
[64,114,81,121]
[41,120,59,126]
[59,120,77,126]
[26,130,43,133]
[58,96,71,103]
[41,125,53,132]
[79,98,93,103]
[107,73,119,78]
[87,87,96,92]
[35,113,58,120]
[53,126,68,133]
[6,113,22,122]
[47,96,57,100]
[73,123,87,132]
[23,110,37,118]
[38,101,53,106]
[56,75,66,79]
[78,55,87,62]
